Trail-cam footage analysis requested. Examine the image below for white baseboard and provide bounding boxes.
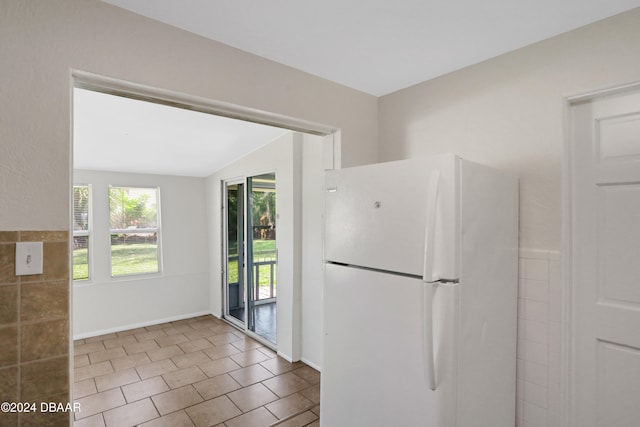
[301,357,321,372]
[73,310,214,340]
[277,351,293,363]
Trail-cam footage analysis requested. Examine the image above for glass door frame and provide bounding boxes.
[222,174,278,349]
[222,178,246,330]
[246,173,277,345]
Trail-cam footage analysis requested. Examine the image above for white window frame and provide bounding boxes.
[73,184,92,282]
[108,185,162,278]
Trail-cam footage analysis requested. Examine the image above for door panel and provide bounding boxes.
[247,173,277,345]
[225,182,245,325]
[598,185,640,304]
[597,342,640,427]
[570,89,640,426]
[597,112,640,160]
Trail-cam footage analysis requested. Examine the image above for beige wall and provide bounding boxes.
[205,132,330,368]
[206,133,302,361]
[5,1,640,424]
[0,0,378,231]
[0,2,376,423]
[378,8,640,250]
[378,9,640,427]
[72,170,210,338]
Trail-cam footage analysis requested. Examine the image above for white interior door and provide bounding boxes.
[570,87,640,427]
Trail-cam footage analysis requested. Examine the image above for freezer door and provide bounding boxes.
[325,155,458,278]
[320,263,457,427]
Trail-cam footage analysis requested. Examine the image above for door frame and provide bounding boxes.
[222,172,279,348]
[563,80,640,427]
[71,70,342,363]
[245,172,278,338]
[222,177,247,331]
[72,70,339,137]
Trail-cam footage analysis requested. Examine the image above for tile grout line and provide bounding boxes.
[267,404,319,427]
[139,382,162,426]
[73,315,318,426]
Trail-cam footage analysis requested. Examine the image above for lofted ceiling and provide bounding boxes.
[101,0,640,96]
[73,88,290,177]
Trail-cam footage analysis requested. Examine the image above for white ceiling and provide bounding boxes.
[73,88,290,177]
[81,0,640,177]
[101,0,640,96]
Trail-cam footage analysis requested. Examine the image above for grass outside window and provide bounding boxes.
[111,240,159,277]
[109,186,160,277]
[227,240,276,290]
[73,241,159,280]
[73,246,89,281]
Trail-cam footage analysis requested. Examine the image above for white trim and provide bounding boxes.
[562,81,640,427]
[109,228,158,234]
[335,130,342,169]
[221,178,246,329]
[565,80,640,104]
[301,357,322,372]
[72,310,214,340]
[72,70,339,136]
[562,93,574,427]
[519,248,551,260]
[68,71,76,415]
[277,351,294,363]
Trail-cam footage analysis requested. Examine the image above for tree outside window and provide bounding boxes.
[109,186,160,277]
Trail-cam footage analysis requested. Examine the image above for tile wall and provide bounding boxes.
[517,249,562,427]
[0,231,71,427]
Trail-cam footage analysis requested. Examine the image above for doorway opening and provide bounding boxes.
[71,71,340,362]
[224,173,278,345]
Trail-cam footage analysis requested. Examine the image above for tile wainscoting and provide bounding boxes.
[0,231,71,427]
[517,249,561,427]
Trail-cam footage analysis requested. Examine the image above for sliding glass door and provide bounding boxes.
[247,173,277,344]
[223,173,277,346]
[224,181,245,325]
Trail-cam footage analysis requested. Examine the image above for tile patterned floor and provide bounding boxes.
[73,315,320,427]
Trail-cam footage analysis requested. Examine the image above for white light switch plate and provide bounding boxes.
[15,242,43,275]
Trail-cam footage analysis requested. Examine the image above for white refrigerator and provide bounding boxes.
[321,154,519,427]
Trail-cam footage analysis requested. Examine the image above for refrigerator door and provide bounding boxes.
[325,155,458,279]
[321,263,457,427]
[455,159,519,426]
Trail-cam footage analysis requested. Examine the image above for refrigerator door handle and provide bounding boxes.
[422,170,441,282]
[422,170,440,391]
[424,281,437,390]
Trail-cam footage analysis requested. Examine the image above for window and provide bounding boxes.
[73,185,91,281]
[109,186,161,277]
